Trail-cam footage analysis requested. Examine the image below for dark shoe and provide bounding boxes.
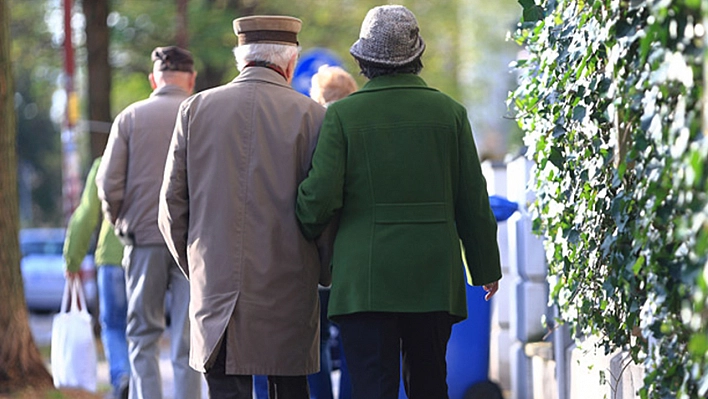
[116,375,130,399]
[463,380,504,399]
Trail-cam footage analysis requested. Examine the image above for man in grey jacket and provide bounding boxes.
[158,16,331,399]
[96,46,202,399]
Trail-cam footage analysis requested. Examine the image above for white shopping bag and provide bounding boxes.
[50,277,98,392]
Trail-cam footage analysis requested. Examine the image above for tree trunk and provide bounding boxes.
[83,0,111,159]
[194,0,257,91]
[0,1,53,392]
[176,0,189,48]
[195,62,228,91]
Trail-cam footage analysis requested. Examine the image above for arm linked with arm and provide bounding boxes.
[296,108,346,240]
[314,214,340,287]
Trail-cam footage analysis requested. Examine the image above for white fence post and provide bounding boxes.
[482,160,513,393]
[505,157,549,399]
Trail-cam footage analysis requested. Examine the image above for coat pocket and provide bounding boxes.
[374,202,448,224]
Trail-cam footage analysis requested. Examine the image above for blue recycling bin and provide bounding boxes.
[446,285,493,399]
[489,195,518,222]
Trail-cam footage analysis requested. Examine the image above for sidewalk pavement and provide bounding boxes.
[97,335,209,399]
[30,313,208,399]
[31,313,342,399]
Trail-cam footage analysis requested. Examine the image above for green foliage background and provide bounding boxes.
[510,0,708,397]
[107,0,466,112]
[12,0,524,225]
[11,0,63,227]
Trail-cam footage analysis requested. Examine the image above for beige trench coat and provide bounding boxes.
[158,67,330,375]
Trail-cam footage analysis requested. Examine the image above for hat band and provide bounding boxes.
[156,63,194,73]
[238,30,298,46]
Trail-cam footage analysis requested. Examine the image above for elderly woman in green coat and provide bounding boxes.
[296,5,502,399]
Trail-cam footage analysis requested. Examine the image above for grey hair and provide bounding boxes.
[233,43,299,72]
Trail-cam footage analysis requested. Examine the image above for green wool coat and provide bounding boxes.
[296,73,502,321]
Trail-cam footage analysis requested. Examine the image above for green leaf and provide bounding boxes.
[549,146,565,169]
[685,0,701,9]
[552,124,566,138]
[518,0,544,23]
[632,255,644,275]
[572,106,587,121]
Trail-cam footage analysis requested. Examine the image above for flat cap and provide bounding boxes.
[233,15,302,46]
[151,46,194,72]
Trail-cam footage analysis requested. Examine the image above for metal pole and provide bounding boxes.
[62,0,81,223]
[553,308,570,399]
[63,0,74,87]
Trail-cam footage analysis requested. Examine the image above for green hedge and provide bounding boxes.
[510,0,708,397]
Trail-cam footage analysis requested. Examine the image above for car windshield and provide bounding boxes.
[21,241,64,256]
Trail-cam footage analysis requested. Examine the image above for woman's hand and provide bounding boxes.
[483,280,499,301]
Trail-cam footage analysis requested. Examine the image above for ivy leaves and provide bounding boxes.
[510,0,707,397]
[518,0,544,23]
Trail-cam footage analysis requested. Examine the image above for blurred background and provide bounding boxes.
[11,0,523,229]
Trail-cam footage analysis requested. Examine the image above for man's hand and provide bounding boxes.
[483,280,499,301]
[65,270,81,280]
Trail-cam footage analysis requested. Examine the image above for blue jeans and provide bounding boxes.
[308,290,352,399]
[98,265,130,395]
[335,334,351,399]
[254,375,268,399]
[307,339,332,399]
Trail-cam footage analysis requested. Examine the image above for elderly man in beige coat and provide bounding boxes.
[158,15,331,399]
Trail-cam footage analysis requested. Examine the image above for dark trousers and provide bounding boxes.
[308,289,352,399]
[336,311,454,399]
[204,334,309,399]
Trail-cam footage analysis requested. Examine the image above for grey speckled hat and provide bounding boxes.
[350,5,425,66]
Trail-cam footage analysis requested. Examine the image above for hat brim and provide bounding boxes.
[349,38,426,67]
[233,16,302,46]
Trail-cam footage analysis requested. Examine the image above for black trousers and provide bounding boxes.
[204,333,310,399]
[336,311,454,399]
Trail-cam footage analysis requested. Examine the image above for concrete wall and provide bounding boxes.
[525,342,557,399]
[483,157,550,399]
[483,160,513,393]
[567,337,643,399]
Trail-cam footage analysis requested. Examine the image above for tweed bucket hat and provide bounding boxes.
[350,5,425,66]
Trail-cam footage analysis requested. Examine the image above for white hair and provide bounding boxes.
[233,43,299,72]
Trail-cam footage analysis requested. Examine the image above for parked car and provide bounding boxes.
[19,227,98,313]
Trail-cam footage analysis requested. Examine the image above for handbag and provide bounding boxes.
[50,277,98,392]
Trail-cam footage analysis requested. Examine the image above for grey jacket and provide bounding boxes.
[159,67,331,375]
[97,85,190,246]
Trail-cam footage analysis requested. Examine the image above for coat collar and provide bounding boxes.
[150,84,190,98]
[231,66,292,90]
[355,74,433,95]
